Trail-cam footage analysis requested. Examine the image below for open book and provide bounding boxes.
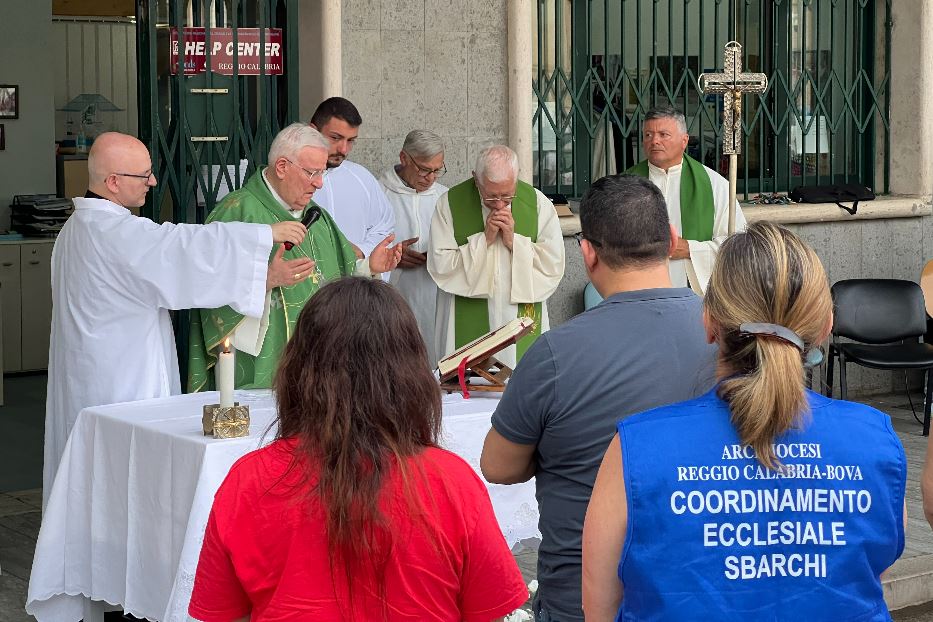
[437,316,535,380]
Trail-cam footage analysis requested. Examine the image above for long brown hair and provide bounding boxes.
[705,222,832,469]
[273,276,442,607]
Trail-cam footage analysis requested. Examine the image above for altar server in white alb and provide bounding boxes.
[626,105,746,293]
[378,130,449,358]
[309,97,395,258]
[428,145,565,368]
[44,132,311,508]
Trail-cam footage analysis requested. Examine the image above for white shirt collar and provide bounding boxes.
[391,166,418,193]
[71,197,130,215]
[381,166,438,196]
[261,168,302,217]
[648,160,684,176]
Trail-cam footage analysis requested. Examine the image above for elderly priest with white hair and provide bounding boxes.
[427,144,565,368]
[187,123,403,392]
[44,131,310,508]
[379,129,448,357]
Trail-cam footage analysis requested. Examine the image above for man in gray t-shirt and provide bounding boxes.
[481,175,718,622]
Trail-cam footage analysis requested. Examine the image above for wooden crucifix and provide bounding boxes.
[697,41,768,234]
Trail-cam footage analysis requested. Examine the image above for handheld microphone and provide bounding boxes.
[284,206,322,250]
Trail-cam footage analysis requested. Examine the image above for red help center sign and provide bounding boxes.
[170,28,283,76]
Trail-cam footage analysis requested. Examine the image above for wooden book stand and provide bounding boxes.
[440,356,513,394]
[437,317,534,397]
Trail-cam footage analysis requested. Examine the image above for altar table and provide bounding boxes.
[26,390,540,622]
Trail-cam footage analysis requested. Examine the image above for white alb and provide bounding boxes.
[43,197,272,508]
[312,159,395,257]
[646,160,747,293]
[378,166,447,358]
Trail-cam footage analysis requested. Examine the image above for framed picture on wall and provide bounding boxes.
[0,85,18,119]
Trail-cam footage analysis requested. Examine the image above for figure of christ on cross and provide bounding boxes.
[698,41,768,233]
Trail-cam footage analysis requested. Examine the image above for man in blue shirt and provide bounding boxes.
[480,174,718,622]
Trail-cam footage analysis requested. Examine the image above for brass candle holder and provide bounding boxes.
[202,402,251,439]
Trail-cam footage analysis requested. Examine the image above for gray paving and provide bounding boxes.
[0,490,40,622]
[895,603,933,622]
[0,374,46,493]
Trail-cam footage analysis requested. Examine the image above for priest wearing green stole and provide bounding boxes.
[188,124,402,391]
[427,145,565,369]
[627,105,745,293]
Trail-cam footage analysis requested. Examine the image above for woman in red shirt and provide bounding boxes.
[189,277,528,621]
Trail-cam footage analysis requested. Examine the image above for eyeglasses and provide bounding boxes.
[574,231,602,247]
[403,151,446,179]
[480,194,517,207]
[114,171,154,181]
[284,158,328,183]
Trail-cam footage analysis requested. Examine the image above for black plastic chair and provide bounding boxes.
[825,279,933,436]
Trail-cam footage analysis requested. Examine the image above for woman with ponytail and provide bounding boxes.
[188,277,528,621]
[582,222,906,620]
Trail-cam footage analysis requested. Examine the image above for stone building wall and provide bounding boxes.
[339,0,509,183]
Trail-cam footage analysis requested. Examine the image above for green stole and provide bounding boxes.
[446,178,541,362]
[627,153,715,241]
[186,169,358,392]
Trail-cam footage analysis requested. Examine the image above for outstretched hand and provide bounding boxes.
[266,244,316,291]
[368,234,404,275]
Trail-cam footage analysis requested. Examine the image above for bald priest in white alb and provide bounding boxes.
[627,105,746,293]
[428,145,565,369]
[43,132,311,508]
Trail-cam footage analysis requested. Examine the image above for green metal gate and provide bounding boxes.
[532,0,891,200]
[135,0,299,380]
[137,0,299,224]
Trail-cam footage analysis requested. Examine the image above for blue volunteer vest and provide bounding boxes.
[616,389,905,621]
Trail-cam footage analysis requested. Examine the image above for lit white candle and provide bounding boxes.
[217,338,235,408]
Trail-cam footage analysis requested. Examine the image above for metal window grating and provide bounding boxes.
[532,0,891,200]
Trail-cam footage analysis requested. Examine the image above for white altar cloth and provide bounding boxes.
[27,390,539,622]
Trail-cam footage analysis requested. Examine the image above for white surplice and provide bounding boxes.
[427,188,565,369]
[646,160,746,293]
[378,167,447,359]
[311,159,395,258]
[43,197,273,508]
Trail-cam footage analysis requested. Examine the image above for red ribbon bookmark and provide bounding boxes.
[457,357,471,399]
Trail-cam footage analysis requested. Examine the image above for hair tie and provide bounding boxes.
[739,322,804,350]
[739,322,824,369]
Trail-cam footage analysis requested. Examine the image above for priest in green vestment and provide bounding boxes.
[188,123,402,391]
[427,145,565,369]
[626,105,745,293]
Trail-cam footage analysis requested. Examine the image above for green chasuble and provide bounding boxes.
[187,169,358,392]
[626,153,715,241]
[446,178,541,362]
